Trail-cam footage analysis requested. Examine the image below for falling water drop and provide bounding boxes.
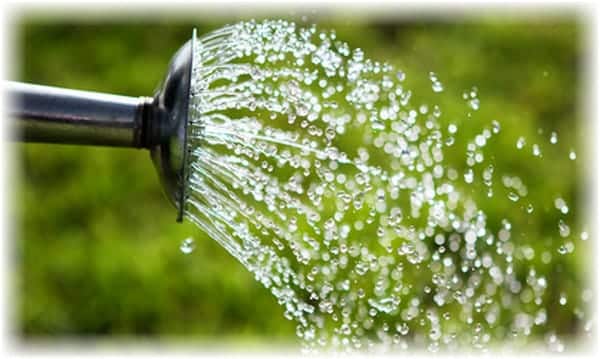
[430,72,444,93]
[558,220,570,238]
[469,98,480,110]
[492,120,501,134]
[396,70,406,82]
[448,123,457,134]
[180,238,196,254]
[559,294,567,306]
[526,204,534,213]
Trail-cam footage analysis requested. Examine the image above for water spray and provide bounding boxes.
[6,20,589,352]
[7,30,198,222]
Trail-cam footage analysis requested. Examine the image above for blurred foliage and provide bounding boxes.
[14,13,586,345]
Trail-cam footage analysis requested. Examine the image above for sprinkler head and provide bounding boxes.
[146,29,196,222]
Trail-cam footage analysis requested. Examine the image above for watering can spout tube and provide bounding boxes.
[7,81,155,148]
[5,29,194,222]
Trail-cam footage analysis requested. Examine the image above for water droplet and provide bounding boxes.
[368,297,397,314]
[492,120,501,134]
[558,220,570,238]
[396,70,406,82]
[469,98,480,110]
[396,322,409,336]
[526,204,534,213]
[554,198,569,214]
[559,293,567,306]
[429,71,444,92]
[429,327,441,341]
[319,300,334,314]
[581,231,589,241]
[180,238,195,254]
[464,169,474,184]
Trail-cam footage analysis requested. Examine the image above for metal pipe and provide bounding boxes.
[5,28,195,222]
[7,81,153,147]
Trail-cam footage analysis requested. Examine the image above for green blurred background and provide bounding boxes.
[13,12,586,345]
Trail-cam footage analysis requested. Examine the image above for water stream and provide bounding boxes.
[181,20,589,353]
